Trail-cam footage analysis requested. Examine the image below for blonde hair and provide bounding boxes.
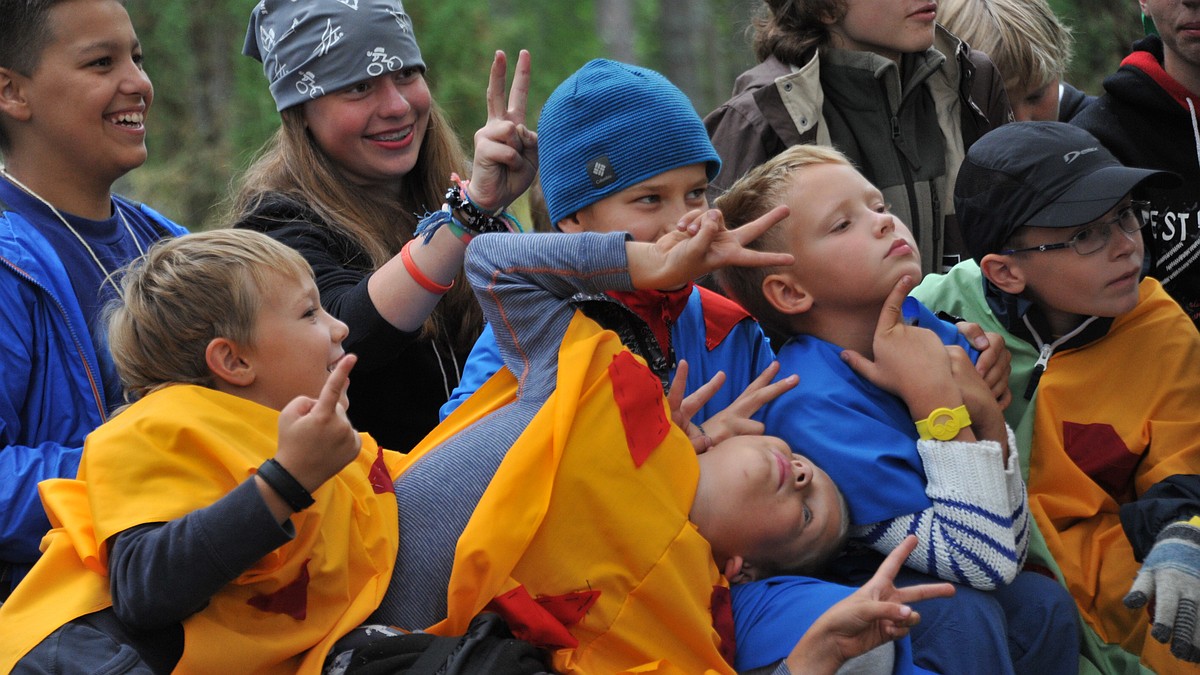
[715,144,854,336]
[106,229,312,402]
[939,0,1074,98]
[227,99,481,351]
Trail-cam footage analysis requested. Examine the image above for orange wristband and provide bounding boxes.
[400,239,454,294]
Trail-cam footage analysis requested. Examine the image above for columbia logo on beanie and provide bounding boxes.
[588,156,616,188]
[538,59,721,226]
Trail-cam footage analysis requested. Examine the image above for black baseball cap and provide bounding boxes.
[955,122,1179,261]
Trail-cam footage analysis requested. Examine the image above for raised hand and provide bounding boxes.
[627,206,793,291]
[840,275,964,423]
[785,535,956,675]
[666,360,721,453]
[695,361,798,446]
[956,322,1013,408]
[467,50,538,212]
[274,354,362,496]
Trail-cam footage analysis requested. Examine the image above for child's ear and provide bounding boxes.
[762,272,813,316]
[205,337,255,388]
[556,214,583,233]
[980,253,1027,295]
[0,67,32,123]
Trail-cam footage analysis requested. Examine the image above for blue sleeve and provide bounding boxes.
[439,323,503,421]
[731,576,925,674]
[0,440,81,568]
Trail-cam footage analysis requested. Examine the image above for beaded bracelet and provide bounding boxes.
[401,239,454,294]
[256,458,315,513]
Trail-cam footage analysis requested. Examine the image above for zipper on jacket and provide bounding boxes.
[1020,314,1099,400]
[889,110,922,243]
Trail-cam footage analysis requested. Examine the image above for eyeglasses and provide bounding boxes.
[1000,201,1150,257]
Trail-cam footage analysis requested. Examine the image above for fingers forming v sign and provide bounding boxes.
[470,49,538,211]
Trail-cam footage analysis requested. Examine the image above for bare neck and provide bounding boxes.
[2,157,115,221]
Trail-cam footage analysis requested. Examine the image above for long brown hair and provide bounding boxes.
[751,0,847,66]
[229,99,481,351]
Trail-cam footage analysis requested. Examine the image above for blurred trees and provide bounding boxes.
[120,0,1142,231]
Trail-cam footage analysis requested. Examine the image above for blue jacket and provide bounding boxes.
[0,197,185,592]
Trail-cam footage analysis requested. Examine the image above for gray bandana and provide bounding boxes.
[243,0,425,111]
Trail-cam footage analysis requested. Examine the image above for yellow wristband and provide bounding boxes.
[915,405,971,441]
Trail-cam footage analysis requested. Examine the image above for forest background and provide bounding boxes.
[120,0,1144,231]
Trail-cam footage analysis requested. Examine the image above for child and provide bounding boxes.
[234,0,536,451]
[705,0,1012,274]
[365,211,954,673]
[939,0,1093,122]
[911,121,1200,672]
[440,58,793,446]
[0,0,187,594]
[715,144,1080,674]
[0,229,404,672]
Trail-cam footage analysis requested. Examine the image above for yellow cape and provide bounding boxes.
[405,312,735,674]
[0,385,402,674]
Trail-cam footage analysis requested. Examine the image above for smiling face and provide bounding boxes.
[693,435,847,579]
[301,67,431,194]
[242,271,351,412]
[997,197,1145,336]
[3,0,152,191]
[826,0,939,61]
[773,161,922,313]
[558,163,710,243]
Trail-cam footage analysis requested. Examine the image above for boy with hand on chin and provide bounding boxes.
[0,0,187,595]
[912,121,1200,672]
[716,144,1079,674]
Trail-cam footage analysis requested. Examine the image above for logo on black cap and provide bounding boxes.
[587,155,617,188]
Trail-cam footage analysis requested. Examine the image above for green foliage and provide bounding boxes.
[1049,0,1143,95]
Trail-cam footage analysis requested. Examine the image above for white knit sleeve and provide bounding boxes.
[851,424,1028,589]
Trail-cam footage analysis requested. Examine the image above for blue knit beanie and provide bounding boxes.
[538,59,721,225]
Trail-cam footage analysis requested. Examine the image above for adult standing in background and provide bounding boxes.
[705,0,1012,274]
[233,0,535,452]
[1072,0,1200,327]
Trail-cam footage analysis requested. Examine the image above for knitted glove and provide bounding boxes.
[1124,516,1200,663]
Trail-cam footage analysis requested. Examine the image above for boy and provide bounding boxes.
[939,0,1094,121]
[0,230,402,672]
[440,58,790,445]
[1072,0,1200,328]
[367,214,953,673]
[0,0,186,594]
[715,144,1079,674]
[912,121,1200,672]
